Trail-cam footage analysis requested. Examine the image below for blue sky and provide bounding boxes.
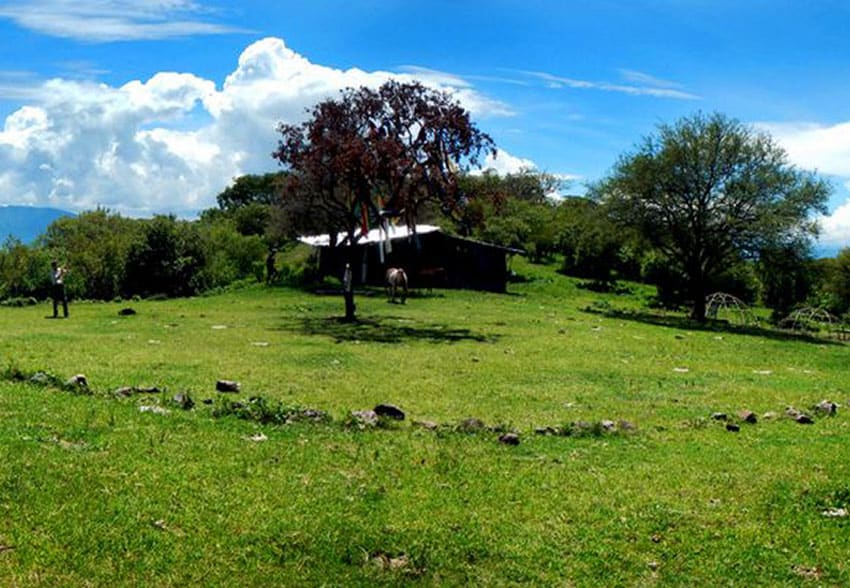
[1,1,849,250]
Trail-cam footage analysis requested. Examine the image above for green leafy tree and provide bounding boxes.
[556,197,629,287]
[757,242,817,322]
[454,170,563,261]
[216,172,288,211]
[40,209,142,300]
[123,215,206,298]
[0,237,52,300]
[819,248,850,317]
[594,112,831,321]
[195,216,267,288]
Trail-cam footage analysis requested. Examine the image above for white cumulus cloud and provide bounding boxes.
[0,37,511,217]
[758,121,850,249]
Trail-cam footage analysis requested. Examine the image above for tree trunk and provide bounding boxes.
[343,288,356,322]
[690,273,707,323]
[342,245,356,322]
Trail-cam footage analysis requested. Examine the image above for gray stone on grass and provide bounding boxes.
[413,420,439,430]
[814,400,837,416]
[599,420,617,432]
[216,380,240,393]
[457,417,486,433]
[29,372,54,386]
[139,405,169,415]
[617,420,637,432]
[374,404,405,420]
[65,374,88,388]
[350,409,379,428]
[738,410,757,424]
[726,423,740,433]
[172,393,195,410]
[498,432,521,445]
[711,412,728,421]
[114,385,161,397]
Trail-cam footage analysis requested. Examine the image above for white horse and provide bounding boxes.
[385,267,408,303]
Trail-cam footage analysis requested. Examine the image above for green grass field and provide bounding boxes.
[1,259,848,586]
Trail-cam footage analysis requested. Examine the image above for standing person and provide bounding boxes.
[50,260,68,318]
[265,247,278,285]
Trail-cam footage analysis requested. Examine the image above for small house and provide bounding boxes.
[299,224,521,293]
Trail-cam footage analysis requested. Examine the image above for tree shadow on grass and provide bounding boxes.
[282,314,500,344]
[585,307,844,346]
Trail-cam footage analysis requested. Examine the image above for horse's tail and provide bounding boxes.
[398,269,408,302]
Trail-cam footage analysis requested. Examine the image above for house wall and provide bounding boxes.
[317,232,510,293]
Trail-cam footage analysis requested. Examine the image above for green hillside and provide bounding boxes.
[0,259,847,586]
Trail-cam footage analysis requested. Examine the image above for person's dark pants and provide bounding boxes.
[52,284,68,318]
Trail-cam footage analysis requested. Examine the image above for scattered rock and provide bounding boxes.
[738,410,757,424]
[171,393,194,410]
[139,405,169,415]
[374,404,405,420]
[792,565,822,580]
[244,433,268,442]
[672,367,689,373]
[535,426,559,435]
[216,380,240,393]
[118,308,136,316]
[498,432,521,445]
[711,412,728,421]
[752,370,772,375]
[566,421,594,435]
[600,420,616,432]
[251,341,269,347]
[350,409,378,428]
[136,386,160,394]
[814,400,838,416]
[371,553,413,573]
[413,420,438,430]
[115,385,161,397]
[762,411,778,420]
[726,423,740,432]
[65,374,88,389]
[617,420,637,432]
[29,372,57,386]
[457,417,486,433]
[290,408,329,423]
[822,507,848,518]
[211,325,228,330]
[786,407,814,424]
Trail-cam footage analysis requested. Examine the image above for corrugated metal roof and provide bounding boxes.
[298,224,441,247]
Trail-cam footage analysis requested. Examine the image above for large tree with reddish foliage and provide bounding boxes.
[272,80,494,320]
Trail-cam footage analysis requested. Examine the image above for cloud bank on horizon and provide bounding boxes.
[0,37,522,216]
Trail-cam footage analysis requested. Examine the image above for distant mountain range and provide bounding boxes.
[0,206,75,244]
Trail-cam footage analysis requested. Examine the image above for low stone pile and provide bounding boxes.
[716,400,839,431]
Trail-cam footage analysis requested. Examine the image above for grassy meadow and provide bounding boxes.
[1,258,849,586]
